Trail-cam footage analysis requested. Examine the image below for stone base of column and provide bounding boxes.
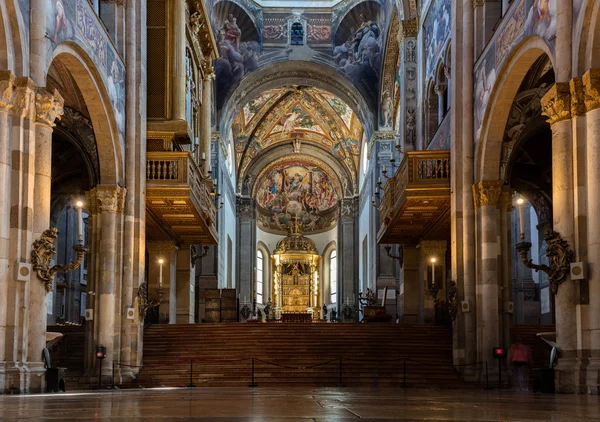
[585,358,600,394]
[25,362,46,393]
[555,357,579,393]
[176,312,193,324]
[3,363,26,393]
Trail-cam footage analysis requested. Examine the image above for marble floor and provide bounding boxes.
[1,387,599,421]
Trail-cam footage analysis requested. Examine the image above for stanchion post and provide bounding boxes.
[498,359,502,389]
[485,361,489,390]
[187,359,195,388]
[98,358,103,389]
[403,359,406,388]
[111,362,116,389]
[249,358,257,387]
[338,357,342,387]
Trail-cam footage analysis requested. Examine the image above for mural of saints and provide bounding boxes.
[255,163,340,233]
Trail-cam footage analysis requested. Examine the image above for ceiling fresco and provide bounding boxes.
[254,157,341,234]
[233,86,363,195]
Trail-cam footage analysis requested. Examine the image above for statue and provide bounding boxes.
[322,304,328,320]
[330,308,337,322]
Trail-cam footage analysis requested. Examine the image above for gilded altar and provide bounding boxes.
[271,217,321,319]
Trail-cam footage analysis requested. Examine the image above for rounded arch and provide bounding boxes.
[0,0,27,74]
[333,0,382,46]
[475,37,554,182]
[256,241,271,303]
[577,0,600,74]
[48,42,123,185]
[213,0,261,42]
[321,240,337,306]
[220,61,376,148]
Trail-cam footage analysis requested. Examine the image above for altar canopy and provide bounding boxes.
[271,218,321,318]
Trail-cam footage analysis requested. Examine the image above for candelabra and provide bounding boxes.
[191,245,210,267]
[31,202,88,293]
[384,245,403,268]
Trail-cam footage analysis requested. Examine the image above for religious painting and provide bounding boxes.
[423,0,451,79]
[213,2,261,107]
[272,105,324,135]
[243,92,275,126]
[254,159,341,234]
[473,0,557,143]
[332,7,382,98]
[319,92,353,130]
[307,24,331,41]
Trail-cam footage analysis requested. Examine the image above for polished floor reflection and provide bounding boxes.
[1,387,600,421]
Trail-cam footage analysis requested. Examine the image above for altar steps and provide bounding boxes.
[132,323,464,388]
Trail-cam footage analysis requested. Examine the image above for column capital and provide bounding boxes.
[0,71,17,113]
[541,82,571,125]
[472,180,503,208]
[88,185,127,214]
[582,68,600,112]
[14,77,36,120]
[35,88,64,127]
[499,186,514,213]
[473,0,486,8]
[398,18,418,43]
[570,77,586,117]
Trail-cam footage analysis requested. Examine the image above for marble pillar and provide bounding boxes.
[176,247,195,323]
[541,83,577,392]
[498,188,513,347]
[420,240,448,323]
[146,240,177,324]
[171,0,187,122]
[88,185,126,377]
[0,71,17,392]
[200,68,213,178]
[583,70,600,393]
[473,180,503,376]
[236,197,255,314]
[400,247,419,323]
[338,198,358,319]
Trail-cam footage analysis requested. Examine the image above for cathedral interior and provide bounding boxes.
[3,0,600,410]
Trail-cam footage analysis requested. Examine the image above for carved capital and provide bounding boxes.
[14,77,36,120]
[473,0,485,8]
[472,180,503,208]
[582,68,600,112]
[35,88,64,127]
[89,185,126,214]
[541,83,571,125]
[399,18,418,42]
[0,71,17,113]
[570,77,586,117]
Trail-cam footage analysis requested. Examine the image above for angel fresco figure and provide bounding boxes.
[222,13,241,50]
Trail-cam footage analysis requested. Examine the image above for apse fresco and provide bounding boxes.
[473,0,557,142]
[423,0,451,79]
[254,160,341,234]
[271,105,325,135]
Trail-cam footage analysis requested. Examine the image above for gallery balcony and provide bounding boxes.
[377,150,451,245]
[145,152,218,245]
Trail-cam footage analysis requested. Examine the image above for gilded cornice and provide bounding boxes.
[190,1,218,62]
[582,68,600,112]
[399,18,418,44]
[0,71,16,113]
[472,180,503,208]
[35,88,64,128]
[540,83,571,125]
[570,77,585,117]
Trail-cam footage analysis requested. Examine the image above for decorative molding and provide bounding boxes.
[0,71,16,113]
[540,82,571,125]
[189,1,218,62]
[88,185,126,214]
[570,77,585,117]
[582,69,600,113]
[14,77,36,120]
[398,18,418,43]
[35,88,64,128]
[472,180,503,208]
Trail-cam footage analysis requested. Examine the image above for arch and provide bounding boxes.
[333,0,382,47]
[0,0,27,74]
[475,37,554,182]
[256,241,271,302]
[577,0,600,73]
[220,61,376,149]
[321,240,337,305]
[48,42,124,185]
[213,0,261,42]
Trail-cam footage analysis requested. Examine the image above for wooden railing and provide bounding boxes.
[146,151,217,226]
[379,150,450,226]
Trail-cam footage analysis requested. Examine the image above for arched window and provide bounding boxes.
[228,141,234,175]
[330,250,337,304]
[256,250,264,304]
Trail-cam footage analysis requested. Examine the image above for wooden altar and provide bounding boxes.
[271,217,321,319]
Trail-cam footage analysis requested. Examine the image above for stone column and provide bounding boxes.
[338,198,358,318]
[26,88,64,392]
[498,188,513,347]
[176,247,195,323]
[236,197,255,315]
[146,240,177,324]
[582,71,600,393]
[89,185,125,377]
[540,83,577,392]
[0,72,16,390]
[171,0,187,121]
[400,246,419,323]
[200,64,214,177]
[472,180,503,375]
[435,84,446,125]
